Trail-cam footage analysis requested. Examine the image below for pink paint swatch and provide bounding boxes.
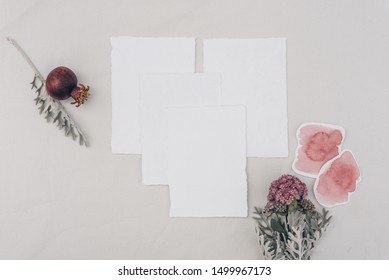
[292,123,345,178]
[314,150,361,207]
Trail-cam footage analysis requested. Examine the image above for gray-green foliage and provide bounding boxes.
[254,207,331,260]
[31,75,87,146]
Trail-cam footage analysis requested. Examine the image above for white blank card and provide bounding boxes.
[203,38,288,157]
[111,37,195,154]
[140,73,221,185]
[167,106,248,217]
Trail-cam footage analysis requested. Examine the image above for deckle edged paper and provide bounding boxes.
[167,106,248,217]
[111,37,195,154]
[203,38,288,157]
[140,73,221,185]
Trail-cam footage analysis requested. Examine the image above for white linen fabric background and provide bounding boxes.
[0,0,388,259]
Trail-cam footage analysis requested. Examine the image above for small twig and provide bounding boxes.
[6,37,45,82]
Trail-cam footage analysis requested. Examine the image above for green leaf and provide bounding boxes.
[288,200,298,212]
[271,219,287,235]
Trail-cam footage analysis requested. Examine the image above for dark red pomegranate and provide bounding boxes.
[46,66,90,107]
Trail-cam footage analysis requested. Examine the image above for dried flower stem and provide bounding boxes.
[6,37,88,146]
[6,37,45,82]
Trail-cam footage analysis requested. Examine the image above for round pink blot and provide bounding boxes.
[293,123,345,177]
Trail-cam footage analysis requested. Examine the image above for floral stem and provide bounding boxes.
[285,211,290,232]
[6,37,45,83]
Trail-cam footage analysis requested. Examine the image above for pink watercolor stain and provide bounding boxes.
[314,150,361,207]
[293,123,345,177]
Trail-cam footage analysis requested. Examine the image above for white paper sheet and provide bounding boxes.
[111,37,195,154]
[140,73,221,185]
[203,38,288,157]
[167,106,248,217]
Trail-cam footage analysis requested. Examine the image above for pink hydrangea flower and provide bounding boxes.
[264,174,315,214]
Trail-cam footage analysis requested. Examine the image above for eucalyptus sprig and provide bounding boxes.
[6,37,88,146]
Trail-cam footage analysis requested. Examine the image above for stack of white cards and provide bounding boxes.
[111,37,288,217]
